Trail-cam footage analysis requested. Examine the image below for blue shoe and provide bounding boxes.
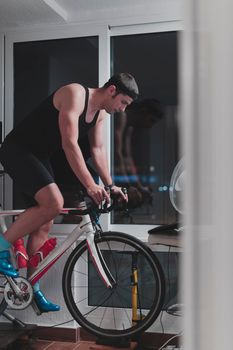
[0,250,19,278]
[34,290,60,312]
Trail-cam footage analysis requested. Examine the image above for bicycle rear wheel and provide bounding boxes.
[62,231,165,340]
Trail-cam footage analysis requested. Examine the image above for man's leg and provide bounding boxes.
[26,221,53,259]
[0,144,62,281]
[0,182,62,277]
[4,183,63,244]
[5,183,63,312]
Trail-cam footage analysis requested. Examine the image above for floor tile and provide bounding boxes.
[8,338,52,350]
[74,341,138,350]
[45,341,79,350]
[31,340,54,350]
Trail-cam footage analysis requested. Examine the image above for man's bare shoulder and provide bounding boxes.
[55,83,85,98]
[53,83,85,110]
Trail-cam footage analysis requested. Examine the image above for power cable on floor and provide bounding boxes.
[158,330,183,350]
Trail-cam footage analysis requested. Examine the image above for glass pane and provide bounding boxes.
[111,32,179,225]
[13,36,98,210]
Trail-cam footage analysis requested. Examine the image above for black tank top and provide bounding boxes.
[3,86,100,156]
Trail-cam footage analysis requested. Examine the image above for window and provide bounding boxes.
[111,31,179,225]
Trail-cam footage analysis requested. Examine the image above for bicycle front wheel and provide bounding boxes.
[62,231,165,340]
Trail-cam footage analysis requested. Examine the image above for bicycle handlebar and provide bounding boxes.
[66,188,128,216]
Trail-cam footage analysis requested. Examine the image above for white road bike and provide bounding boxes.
[0,192,165,341]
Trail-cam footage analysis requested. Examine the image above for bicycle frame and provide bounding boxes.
[0,202,115,289]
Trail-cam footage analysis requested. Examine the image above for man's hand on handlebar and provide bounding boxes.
[68,187,128,216]
[87,184,110,205]
[110,185,128,202]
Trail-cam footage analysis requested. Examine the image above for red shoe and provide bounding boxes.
[13,239,29,269]
[29,238,57,268]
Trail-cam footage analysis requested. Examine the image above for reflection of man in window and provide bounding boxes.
[114,99,163,206]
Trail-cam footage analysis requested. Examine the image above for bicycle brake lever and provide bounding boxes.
[100,200,113,213]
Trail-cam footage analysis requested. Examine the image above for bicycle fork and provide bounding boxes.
[86,232,116,288]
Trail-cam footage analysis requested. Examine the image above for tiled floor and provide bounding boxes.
[9,339,140,350]
[1,323,179,349]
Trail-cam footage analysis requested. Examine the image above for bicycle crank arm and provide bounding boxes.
[6,276,22,297]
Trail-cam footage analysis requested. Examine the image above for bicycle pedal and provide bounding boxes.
[31,300,42,316]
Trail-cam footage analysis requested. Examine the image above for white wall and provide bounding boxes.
[182,0,233,349]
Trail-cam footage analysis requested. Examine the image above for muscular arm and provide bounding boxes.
[88,112,112,186]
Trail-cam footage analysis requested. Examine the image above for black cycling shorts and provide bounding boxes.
[0,142,55,201]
